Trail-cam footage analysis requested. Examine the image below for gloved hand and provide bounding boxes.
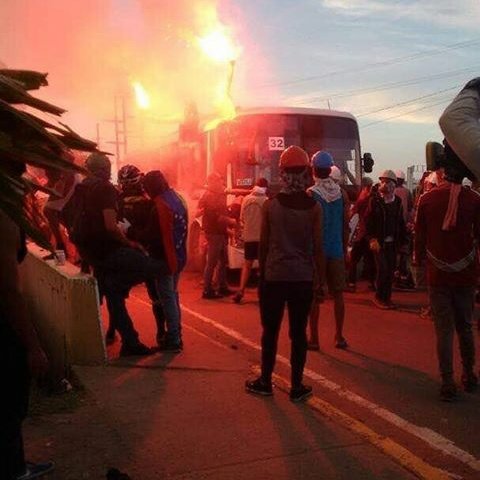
[117,218,131,234]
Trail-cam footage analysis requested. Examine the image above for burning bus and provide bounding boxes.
[167,105,374,270]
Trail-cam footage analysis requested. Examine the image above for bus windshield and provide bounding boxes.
[219,113,360,188]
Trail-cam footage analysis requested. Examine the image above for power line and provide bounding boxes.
[292,65,480,105]
[256,38,480,89]
[355,84,461,118]
[360,96,453,128]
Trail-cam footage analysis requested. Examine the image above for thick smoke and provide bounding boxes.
[0,0,270,157]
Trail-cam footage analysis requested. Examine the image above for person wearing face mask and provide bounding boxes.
[365,170,407,309]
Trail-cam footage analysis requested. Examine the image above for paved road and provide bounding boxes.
[138,272,480,479]
[24,271,480,479]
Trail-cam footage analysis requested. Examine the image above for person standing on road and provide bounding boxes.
[198,172,236,299]
[366,170,407,310]
[414,77,480,401]
[245,145,324,402]
[393,170,415,291]
[142,170,188,353]
[415,172,480,400]
[116,164,166,348]
[233,178,269,304]
[307,151,349,350]
[73,153,167,357]
[347,176,375,291]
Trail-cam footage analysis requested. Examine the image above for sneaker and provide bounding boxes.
[158,340,183,353]
[335,338,348,349]
[290,384,313,403]
[461,372,478,393]
[439,383,458,402]
[233,292,244,304]
[373,298,390,310]
[156,332,166,348]
[202,290,223,299]
[346,282,356,292]
[218,287,235,296]
[307,342,320,351]
[105,328,117,346]
[245,377,273,396]
[419,306,432,319]
[119,342,154,357]
[17,461,55,479]
[106,468,133,480]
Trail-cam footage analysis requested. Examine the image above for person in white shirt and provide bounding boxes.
[233,178,269,304]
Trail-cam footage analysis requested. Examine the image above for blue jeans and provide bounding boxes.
[203,234,228,292]
[145,278,165,339]
[156,273,181,344]
[99,247,168,347]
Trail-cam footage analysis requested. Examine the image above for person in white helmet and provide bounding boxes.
[365,169,407,309]
[393,169,415,291]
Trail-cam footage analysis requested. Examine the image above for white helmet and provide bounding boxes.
[379,169,397,183]
[395,169,405,180]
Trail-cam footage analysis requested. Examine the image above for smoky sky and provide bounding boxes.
[0,0,265,149]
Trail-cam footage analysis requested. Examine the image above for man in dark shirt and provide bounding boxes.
[198,172,236,299]
[142,170,188,352]
[104,164,166,347]
[77,153,167,357]
[366,170,406,309]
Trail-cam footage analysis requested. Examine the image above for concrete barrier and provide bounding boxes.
[19,244,106,385]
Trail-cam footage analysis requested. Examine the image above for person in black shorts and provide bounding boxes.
[233,178,268,304]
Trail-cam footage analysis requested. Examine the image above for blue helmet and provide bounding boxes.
[312,150,334,169]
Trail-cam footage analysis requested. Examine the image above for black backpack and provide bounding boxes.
[61,182,91,247]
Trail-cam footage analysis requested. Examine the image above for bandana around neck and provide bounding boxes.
[309,177,342,203]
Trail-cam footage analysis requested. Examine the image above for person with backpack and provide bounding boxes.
[72,153,167,357]
[142,170,188,352]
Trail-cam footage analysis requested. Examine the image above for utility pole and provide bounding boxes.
[105,95,128,176]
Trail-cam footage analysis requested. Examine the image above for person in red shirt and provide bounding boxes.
[415,140,480,402]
